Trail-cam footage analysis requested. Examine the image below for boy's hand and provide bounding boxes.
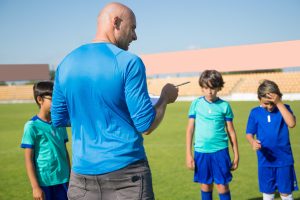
[266,93,281,105]
[186,155,195,170]
[231,157,239,171]
[33,186,44,200]
[251,140,262,151]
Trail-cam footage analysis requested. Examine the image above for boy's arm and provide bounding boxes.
[24,148,45,200]
[246,134,261,151]
[186,118,195,170]
[226,121,239,171]
[266,93,296,128]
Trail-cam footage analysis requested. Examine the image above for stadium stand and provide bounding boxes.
[1,41,299,102]
[0,71,299,102]
[0,85,33,101]
[147,71,300,97]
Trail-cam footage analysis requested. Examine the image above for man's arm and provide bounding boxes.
[143,84,178,135]
[51,68,70,127]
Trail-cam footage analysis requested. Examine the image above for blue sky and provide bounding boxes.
[1,0,300,69]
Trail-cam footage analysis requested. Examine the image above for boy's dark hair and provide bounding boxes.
[33,81,53,106]
[199,70,224,89]
[257,79,282,100]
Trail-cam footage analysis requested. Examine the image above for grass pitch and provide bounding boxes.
[0,101,299,199]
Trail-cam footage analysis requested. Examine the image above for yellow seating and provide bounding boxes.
[147,72,300,96]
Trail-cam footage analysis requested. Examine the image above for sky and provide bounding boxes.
[1,0,300,69]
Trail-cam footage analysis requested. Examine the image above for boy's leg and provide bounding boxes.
[53,182,68,200]
[194,151,214,200]
[210,149,232,200]
[216,184,230,200]
[280,194,293,200]
[201,184,213,200]
[258,167,276,194]
[263,193,275,200]
[277,165,298,196]
[40,186,53,200]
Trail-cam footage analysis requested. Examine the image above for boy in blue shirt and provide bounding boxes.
[21,81,70,200]
[186,70,239,200]
[246,80,298,200]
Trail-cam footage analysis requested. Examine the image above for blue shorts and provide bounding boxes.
[258,166,298,194]
[194,148,232,185]
[41,182,68,200]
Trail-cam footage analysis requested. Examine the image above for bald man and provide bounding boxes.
[51,2,178,200]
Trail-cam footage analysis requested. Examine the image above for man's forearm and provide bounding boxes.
[143,97,168,135]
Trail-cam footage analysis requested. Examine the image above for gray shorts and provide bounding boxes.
[68,160,155,200]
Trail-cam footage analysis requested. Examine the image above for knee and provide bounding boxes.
[216,184,229,193]
[201,184,213,192]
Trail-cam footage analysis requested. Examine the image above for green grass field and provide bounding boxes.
[0,101,299,200]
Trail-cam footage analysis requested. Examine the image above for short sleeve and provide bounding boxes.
[224,103,234,121]
[246,110,257,135]
[188,99,197,118]
[20,122,35,148]
[124,57,156,133]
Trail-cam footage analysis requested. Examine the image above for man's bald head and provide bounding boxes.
[94,2,137,50]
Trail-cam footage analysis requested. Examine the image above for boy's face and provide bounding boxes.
[201,85,220,102]
[37,95,52,114]
[259,97,275,112]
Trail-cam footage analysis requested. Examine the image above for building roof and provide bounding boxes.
[140,40,300,76]
[0,64,50,82]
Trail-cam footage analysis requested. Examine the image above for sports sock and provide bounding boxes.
[263,193,275,200]
[280,194,293,200]
[201,190,212,200]
[219,191,231,200]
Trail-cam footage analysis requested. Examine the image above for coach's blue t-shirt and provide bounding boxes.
[246,105,294,167]
[51,43,156,175]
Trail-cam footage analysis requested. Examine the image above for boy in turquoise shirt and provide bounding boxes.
[186,70,239,200]
[21,81,70,200]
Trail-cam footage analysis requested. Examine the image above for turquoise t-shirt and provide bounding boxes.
[21,116,69,186]
[188,97,234,153]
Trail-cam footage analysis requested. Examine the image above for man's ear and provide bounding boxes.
[113,16,122,30]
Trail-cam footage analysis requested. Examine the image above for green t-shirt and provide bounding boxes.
[21,115,69,186]
[188,97,234,153]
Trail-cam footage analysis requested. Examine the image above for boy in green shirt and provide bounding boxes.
[186,70,239,200]
[21,81,70,200]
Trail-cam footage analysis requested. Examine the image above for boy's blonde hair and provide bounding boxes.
[257,79,282,100]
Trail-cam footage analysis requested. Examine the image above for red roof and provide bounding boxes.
[0,64,50,81]
[140,40,300,76]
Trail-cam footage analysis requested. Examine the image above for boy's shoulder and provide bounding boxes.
[24,116,52,130]
[250,106,262,113]
[24,115,39,127]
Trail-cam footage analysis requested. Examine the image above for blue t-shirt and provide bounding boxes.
[246,105,294,167]
[188,97,234,153]
[51,43,156,175]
